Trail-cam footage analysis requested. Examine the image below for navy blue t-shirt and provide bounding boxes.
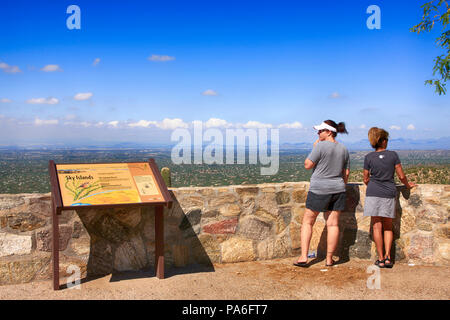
[364,150,401,198]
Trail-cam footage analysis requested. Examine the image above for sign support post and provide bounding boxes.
[155,204,164,279]
[51,198,59,290]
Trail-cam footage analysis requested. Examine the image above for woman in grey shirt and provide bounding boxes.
[294,120,350,268]
[363,127,416,268]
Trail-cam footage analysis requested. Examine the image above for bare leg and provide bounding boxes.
[382,217,393,259]
[371,217,385,266]
[324,210,340,265]
[296,208,319,263]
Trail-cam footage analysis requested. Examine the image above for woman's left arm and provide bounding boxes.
[342,168,350,184]
[395,164,417,189]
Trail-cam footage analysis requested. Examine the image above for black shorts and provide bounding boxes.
[305,191,346,212]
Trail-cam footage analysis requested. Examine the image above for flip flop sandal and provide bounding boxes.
[375,259,385,268]
[384,257,393,268]
[325,260,336,267]
[293,261,308,268]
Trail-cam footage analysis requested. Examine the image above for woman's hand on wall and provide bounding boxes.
[407,182,418,189]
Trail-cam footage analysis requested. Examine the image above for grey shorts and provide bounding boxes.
[305,191,346,212]
[364,196,396,218]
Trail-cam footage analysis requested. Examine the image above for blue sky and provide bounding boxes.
[0,0,449,146]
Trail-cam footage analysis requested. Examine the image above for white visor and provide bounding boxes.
[313,122,337,132]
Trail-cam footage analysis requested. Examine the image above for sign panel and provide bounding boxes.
[56,162,165,206]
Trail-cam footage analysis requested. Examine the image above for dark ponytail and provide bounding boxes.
[337,122,348,134]
[324,120,348,137]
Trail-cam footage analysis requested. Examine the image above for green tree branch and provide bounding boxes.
[411,0,450,95]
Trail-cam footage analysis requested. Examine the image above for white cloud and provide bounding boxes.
[65,114,77,121]
[148,54,175,62]
[65,121,93,127]
[128,120,157,128]
[278,121,303,129]
[0,98,12,103]
[407,124,416,130]
[329,92,341,99]
[40,64,63,72]
[128,118,223,130]
[34,118,58,126]
[359,124,367,129]
[127,118,188,130]
[65,121,103,127]
[81,122,92,127]
[92,58,101,66]
[202,89,218,96]
[0,62,21,74]
[242,121,273,129]
[74,92,93,101]
[389,125,401,131]
[108,121,119,127]
[204,118,232,128]
[26,97,59,105]
[106,118,188,130]
[156,118,188,130]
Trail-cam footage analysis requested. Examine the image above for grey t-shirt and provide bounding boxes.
[307,141,350,195]
[364,150,401,198]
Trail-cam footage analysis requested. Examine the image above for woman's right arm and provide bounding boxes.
[363,155,370,185]
[305,140,320,170]
[304,158,315,170]
[395,164,417,189]
[363,169,370,185]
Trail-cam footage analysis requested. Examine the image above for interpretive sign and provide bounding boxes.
[49,159,172,290]
[56,162,165,206]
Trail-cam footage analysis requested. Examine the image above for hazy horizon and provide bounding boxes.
[1,0,449,146]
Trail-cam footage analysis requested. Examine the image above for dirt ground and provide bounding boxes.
[0,257,448,300]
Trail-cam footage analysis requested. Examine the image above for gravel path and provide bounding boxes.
[0,257,448,300]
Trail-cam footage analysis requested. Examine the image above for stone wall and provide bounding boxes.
[0,182,448,285]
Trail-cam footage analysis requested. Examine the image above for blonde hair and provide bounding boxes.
[368,127,389,149]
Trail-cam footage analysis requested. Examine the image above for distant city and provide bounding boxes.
[0,147,448,194]
[1,136,449,151]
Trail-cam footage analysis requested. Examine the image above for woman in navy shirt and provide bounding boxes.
[363,127,416,268]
